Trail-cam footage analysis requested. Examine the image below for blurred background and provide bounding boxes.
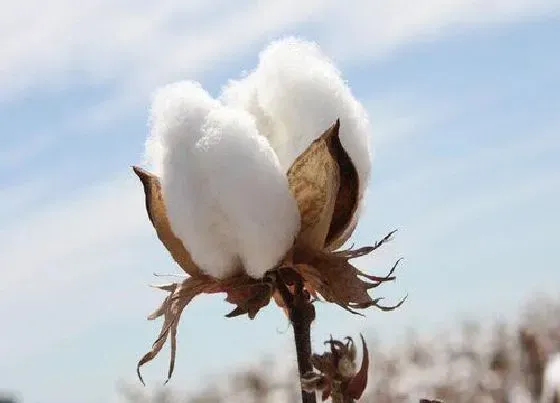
[1,1,559,402]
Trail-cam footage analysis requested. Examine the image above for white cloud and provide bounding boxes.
[324,0,560,60]
[0,171,147,306]
[365,120,560,260]
[0,0,332,100]
[0,170,176,363]
[2,0,558,103]
[3,0,557,175]
[366,94,459,148]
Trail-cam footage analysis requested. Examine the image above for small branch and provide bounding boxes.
[277,273,317,403]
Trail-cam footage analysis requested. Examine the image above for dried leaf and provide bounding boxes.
[147,285,177,320]
[293,244,404,314]
[225,283,272,319]
[138,271,282,384]
[295,253,371,306]
[287,120,341,250]
[347,334,369,399]
[133,166,202,277]
[136,276,211,384]
[219,275,275,319]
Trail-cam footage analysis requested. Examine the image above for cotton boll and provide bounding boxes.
[198,108,301,278]
[541,353,560,403]
[147,80,300,279]
[221,37,372,204]
[146,81,219,177]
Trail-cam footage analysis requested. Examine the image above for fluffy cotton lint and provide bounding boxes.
[541,353,560,403]
[221,37,372,205]
[146,81,301,279]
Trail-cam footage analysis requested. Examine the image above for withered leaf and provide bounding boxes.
[347,334,369,399]
[137,276,211,385]
[147,284,178,320]
[294,251,372,307]
[133,166,202,277]
[287,120,341,250]
[293,244,404,314]
[138,269,282,384]
[223,280,273,319]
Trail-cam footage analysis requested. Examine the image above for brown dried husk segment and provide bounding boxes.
[347,334,369,399]
[286,120,341,250]
[132,166,202,277]
[286,119,360,252]
[136,277,211,385]
[135,272,272,384]
[291,243,406,315]
[305,334,370,401]
[133,234,403,384]
[323,121,360,251]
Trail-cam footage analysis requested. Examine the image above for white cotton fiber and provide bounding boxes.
[146,81,301,279]
[221,37,372,205]
[541,353,560,403]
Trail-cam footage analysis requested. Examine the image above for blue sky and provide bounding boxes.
[1,1,559,402]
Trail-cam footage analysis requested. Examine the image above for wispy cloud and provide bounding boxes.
[366,94,459,149]
[0,172,146,305]
[3,0,558,177]
[3,0,558,101]
[325,0,560,60]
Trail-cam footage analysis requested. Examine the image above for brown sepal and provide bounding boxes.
[137,272,278,384]
[347,334,369,399]
[291,232,406,315]
[136,276,212,385]
[286,119,362,252]
[132,166,202,277]
[287,120,341,250]
[222,275,275,319]
[323,120,360,251]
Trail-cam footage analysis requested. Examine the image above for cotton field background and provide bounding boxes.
[1,1,559,403]
[115,297,560,402]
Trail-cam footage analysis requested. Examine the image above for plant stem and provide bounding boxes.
[331,381,355,403]
[292,291,316,403]
[276,273,316,403]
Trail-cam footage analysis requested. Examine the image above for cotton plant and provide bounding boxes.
[133,37,404,402]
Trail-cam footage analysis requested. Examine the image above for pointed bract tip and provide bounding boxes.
[132,165,148,179]
[325,118,341,140]
[136,365,146,387]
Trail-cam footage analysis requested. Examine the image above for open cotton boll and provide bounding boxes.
[541,353,560,403]
[221,37,372,202]
[146,81,219,177]
[146,81,301,279]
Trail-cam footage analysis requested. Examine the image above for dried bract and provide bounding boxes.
[302,334,370,402]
